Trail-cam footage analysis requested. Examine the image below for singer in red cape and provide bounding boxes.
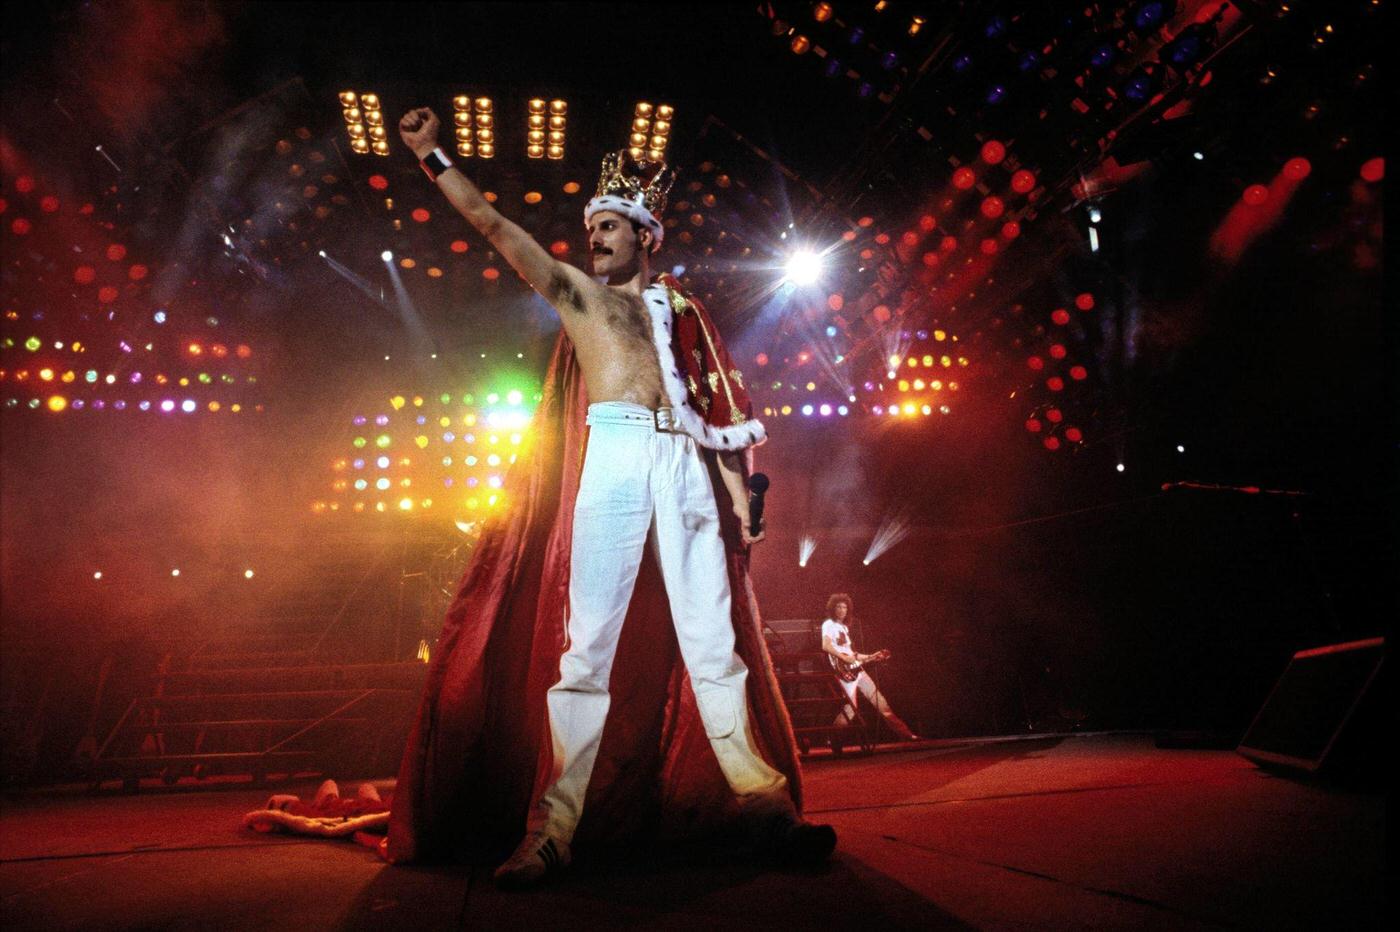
[386,106,834,885]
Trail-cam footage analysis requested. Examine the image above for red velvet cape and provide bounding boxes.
[385,333,802,863]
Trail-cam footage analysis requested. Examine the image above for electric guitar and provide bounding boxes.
[831,648,891,683]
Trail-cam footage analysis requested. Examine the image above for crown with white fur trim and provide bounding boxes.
[585,151,676,253]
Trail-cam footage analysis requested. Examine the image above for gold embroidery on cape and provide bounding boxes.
[686,375,699,397]
[728,368,745,389]
[707,372,720,393]
[688,292,742,422]
[668,288,691,316]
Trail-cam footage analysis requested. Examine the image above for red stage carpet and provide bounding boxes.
[0,734,1383,930]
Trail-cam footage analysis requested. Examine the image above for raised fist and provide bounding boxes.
[399,107,441,157]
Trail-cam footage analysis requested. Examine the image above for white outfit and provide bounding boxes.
[821,618,916,740]
[534,402,789,843]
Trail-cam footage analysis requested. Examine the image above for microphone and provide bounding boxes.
[748,473,770,538]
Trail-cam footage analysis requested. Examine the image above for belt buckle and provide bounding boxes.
[653,407,676,432]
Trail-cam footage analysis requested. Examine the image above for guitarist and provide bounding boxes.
[820,594,918,741]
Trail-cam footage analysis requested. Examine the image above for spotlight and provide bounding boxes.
[318,250,327,258]
[783,250,823,285]
[381,250,393,261]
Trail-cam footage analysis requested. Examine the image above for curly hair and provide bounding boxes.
[825,592,853,618]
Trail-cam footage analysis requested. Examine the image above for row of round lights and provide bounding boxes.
[526,98,567,160]
[452,94,495,159]
[8,396,257,413]
[2,367,250,385]
[628,102,674,163]
[91,568,257,580]
[339,90,388,155]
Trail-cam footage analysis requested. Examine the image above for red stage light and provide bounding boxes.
[1064,427,1083,442]
[902,231,919,246]
[368,174,390,190]
[128,264,148,281]
[1075,293,1095,311]
[450,240,469,253]
[922,251,939,267]
[1001,220,1021,239]
[755,353,768,366]
[919,214,937,232]
[1359,157,1384,182]
[15,176,34,193]
[40,196,59,213]
[940,235,958,252]
[1010,170,1036,194]
[1027,356,1044,371]
[1046,376,1064,391]
[1283,157,1312,181]
[106,244,127,261]
[1046,408,1063,423]
[872,305,892,322]
[236,344,252,358]
[11,218,31,235]
[1025,418,1042,433]
[549,240,570,256]
[980,196,1005,219]
[1043,436,1061,450]
[483,267,500,280]
[979,238,999,255]
[98,286,119,303]
[1070,365,1088,381]
[1051,308,1070,325]
[952,167,976,190]
[980,140,1006,165]
[828,293,844,311]
[74,266,96,284]
[841,230,857,241]
[411,208,431,222]
[874,232,891,245]
[1242,184,1269,206]
[857,216,874,227]
[1049,344,1066,359]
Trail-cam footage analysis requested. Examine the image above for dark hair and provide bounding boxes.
[629,219,660,254]
[825,593,852,617]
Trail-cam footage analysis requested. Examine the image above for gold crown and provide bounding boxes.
[594,150,676,219]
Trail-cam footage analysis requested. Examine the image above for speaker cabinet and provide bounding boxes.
[1237,637,1385,777]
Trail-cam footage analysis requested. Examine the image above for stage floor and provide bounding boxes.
[0,734,1384,930]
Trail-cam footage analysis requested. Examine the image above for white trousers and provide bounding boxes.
[835,671,916,740]
[535,402,789,842]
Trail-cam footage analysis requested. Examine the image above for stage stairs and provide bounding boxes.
[86,626,427,792]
